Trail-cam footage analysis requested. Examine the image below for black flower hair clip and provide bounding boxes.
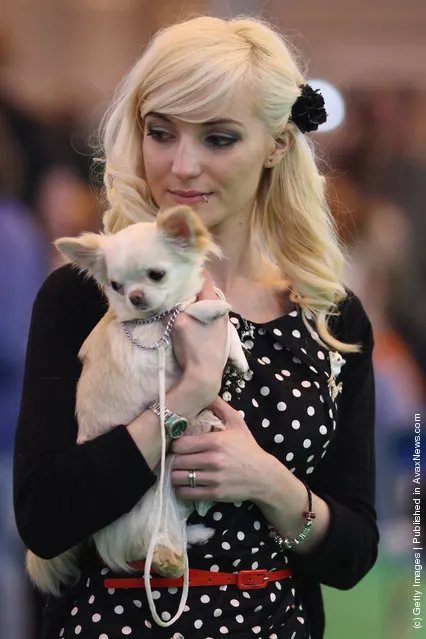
[290,84,327,133]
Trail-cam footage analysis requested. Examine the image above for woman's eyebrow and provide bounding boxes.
[146,112,245,128]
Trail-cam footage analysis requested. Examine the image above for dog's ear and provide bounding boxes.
[55,234,107,282]
[156,206,221,257]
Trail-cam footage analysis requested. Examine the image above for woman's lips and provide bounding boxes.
[168,191,212,204]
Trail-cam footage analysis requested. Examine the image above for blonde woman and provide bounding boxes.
[14,15,378,639]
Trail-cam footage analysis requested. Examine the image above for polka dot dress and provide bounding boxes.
[59,305,341,639]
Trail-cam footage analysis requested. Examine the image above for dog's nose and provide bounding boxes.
[129,290,147,308]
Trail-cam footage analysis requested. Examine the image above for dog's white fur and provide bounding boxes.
[26,206,248,595]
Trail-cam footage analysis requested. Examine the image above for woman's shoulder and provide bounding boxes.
[329,288,374,354]
[34,263,107,324]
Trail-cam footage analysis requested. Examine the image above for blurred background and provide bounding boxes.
[0,1,424,638]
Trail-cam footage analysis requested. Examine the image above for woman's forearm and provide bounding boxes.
[251,452,331,555]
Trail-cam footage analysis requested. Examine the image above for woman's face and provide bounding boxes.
[142,95,274,230]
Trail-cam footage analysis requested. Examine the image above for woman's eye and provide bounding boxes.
[205,134,239,148]
[148,270,166,282]
[146,127,173,142]
[110,281,124,293]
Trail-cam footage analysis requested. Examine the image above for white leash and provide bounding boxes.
[143,343,190,626]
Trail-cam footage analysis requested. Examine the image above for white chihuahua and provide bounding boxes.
[26,205,248,603]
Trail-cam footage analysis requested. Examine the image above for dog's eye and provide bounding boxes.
[110,281,124,293]
[148,270,166,282]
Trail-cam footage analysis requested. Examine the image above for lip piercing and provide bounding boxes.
[202,194,209,203]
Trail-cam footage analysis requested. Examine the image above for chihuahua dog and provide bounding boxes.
[26,205,249,597]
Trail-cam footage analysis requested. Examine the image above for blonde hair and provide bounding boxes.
[99,15,359,353]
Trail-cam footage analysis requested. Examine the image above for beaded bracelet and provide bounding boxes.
[268,480,316,550]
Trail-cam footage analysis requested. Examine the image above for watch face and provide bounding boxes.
[165,415,188,439]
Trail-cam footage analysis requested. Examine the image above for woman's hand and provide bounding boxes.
[169,270,228,407]
[170,396,271,503]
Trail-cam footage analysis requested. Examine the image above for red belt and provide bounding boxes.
[103,561,291,591]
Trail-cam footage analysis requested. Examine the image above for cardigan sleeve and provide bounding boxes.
[288,292,379,590]
[13,267,157,559]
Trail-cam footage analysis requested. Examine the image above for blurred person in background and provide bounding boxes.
[0,107,47,639]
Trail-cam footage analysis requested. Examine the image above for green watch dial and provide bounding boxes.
[164,414,188,439]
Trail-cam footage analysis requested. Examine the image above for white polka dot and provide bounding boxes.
[292,356,301,364]
[274,434,284,444]
[214,608,223,618]
[286,452,294,461]
[184,605,190,612]
[252,398,259,408]
[252,561,259,569]
[201,594,210,603]
[292,330,301,338]
[88,595,95,604]
[234,501,242,507]
[151,591,161,601]
[251,547,259,554]
[317,350,325,360]
[100,568,109,575]
[275,373,284,382]
[161,612,171,621]
[233,558,241,567]
[275,581,282,591]
[238,410,246,418]
[122,625,133,634]
[307,406,315,416]
[258,327,266,335]
[210,564,220,572]
[260,386,270,396]
[213,511,223,521]
[203,554,213,559]
[115,605,124,614]
[307,455,315,462]
[244,340,254,349]
[292,389,301,398]
[99,635,108,639]
[289,310,298,317]
[230,317,239,325]
[282,369,291,376]
[273,342,283,350]
[277,402,287,411]
[92,613,101,622]
[253,520,261,530]
[319,425,327,435]
[306,467,314,474]
[222,542,231,550]
[309,366,318,374]
[291,420,300,429]
[290,467,296,473]
[301,380,311,387]
[270,592,277,602]
[262,356,271,364]
[303,439,311,448]
[252,624,262,633]
[59,630,64,638]
[230,599,240,607]
[270,634,278,639]
[71,607,78,616]
[262,418,270,428]
[86,578,90,587]
[219,627,229,634]
[329,408,333,418]
[108,588,115,594]
[323,440,330,447]
[236,614,244,623]
[273,328,282,336]
[74,627,82,636]
[257,358,266,366]
[133,600,142,608]
[168,587,178,594]
[194,619,203,629]
[319,395,324,403]
[237,531,245,541]
[297,617,305,624]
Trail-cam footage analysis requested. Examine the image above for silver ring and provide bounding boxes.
[188,470,197,487]
[202,194,209,203]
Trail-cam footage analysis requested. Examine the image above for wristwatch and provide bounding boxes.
[149,400,188,439]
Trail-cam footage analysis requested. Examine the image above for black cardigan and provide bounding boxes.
[14,265,379,639]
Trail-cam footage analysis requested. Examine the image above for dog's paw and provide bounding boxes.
[186,524,215,546]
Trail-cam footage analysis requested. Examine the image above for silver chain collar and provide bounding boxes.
[120,306,181,350]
